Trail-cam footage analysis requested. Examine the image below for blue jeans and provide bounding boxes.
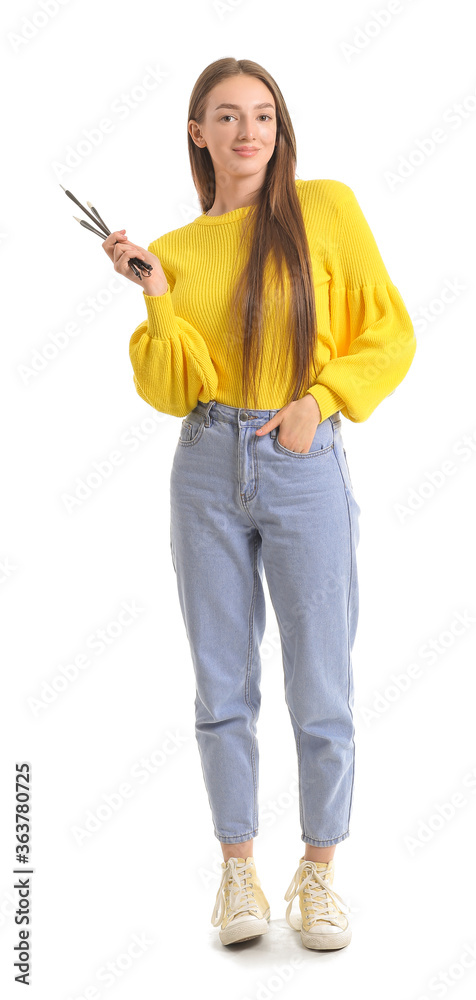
[169,399,361,847]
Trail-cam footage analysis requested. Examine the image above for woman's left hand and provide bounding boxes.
[255,394,322,453]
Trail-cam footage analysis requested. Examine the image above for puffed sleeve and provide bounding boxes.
[129,242,219,418]
[306,186,416,423]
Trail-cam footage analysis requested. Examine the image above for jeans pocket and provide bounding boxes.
[272,416,335,457]
[178,416,205,447]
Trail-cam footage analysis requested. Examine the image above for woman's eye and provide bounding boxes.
[219,115,272,122]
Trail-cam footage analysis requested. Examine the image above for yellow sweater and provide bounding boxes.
[129,178,416,422]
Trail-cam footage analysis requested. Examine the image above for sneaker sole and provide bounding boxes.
[219,910,270,946]
[300,924,352,950]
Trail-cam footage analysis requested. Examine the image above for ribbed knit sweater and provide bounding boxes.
[129,178,416,422]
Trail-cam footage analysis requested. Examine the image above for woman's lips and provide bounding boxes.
[233,148,259,156]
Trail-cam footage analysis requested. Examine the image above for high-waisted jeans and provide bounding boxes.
[169,399,361,846]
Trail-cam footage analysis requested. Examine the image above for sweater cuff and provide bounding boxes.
[305,385,343,423]
[142,285,177,339]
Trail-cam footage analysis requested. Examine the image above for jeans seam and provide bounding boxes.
[297,727,303,836]
[244,532,260,833]
[302,831,350,847]
[332,420,356,836]
[343,487,356,833]
[240,427,260,504]
[216,831,258,843]
[239,434,261,524]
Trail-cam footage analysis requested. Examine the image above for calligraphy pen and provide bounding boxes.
[60,184,153,281]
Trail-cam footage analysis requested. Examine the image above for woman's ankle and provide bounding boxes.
[303,845,336,863]
[221,839,253,861]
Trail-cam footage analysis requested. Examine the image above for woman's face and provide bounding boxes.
[189,75,278,184]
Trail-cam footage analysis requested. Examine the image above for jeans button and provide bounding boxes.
[241,412,248,420]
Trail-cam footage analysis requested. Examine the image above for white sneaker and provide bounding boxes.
[284,856,351,950]
[211,857,270,945]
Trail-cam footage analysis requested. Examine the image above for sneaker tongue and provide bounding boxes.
[301,858,334,883]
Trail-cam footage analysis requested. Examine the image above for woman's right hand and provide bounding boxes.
[102,229,168,294]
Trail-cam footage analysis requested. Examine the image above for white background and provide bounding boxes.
[2,0,476,997]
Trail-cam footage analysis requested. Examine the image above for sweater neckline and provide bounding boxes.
[194,203,254,225]
[194,179,303,225]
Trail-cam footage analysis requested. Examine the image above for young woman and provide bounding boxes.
[102,57,416,951]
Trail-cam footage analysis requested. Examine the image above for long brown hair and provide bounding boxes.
[187,57,322,410]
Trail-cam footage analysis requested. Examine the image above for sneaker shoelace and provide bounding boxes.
[284,860,350,931]
[211,858,260,927]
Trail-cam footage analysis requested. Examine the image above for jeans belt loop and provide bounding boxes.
[204,399,216,427]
